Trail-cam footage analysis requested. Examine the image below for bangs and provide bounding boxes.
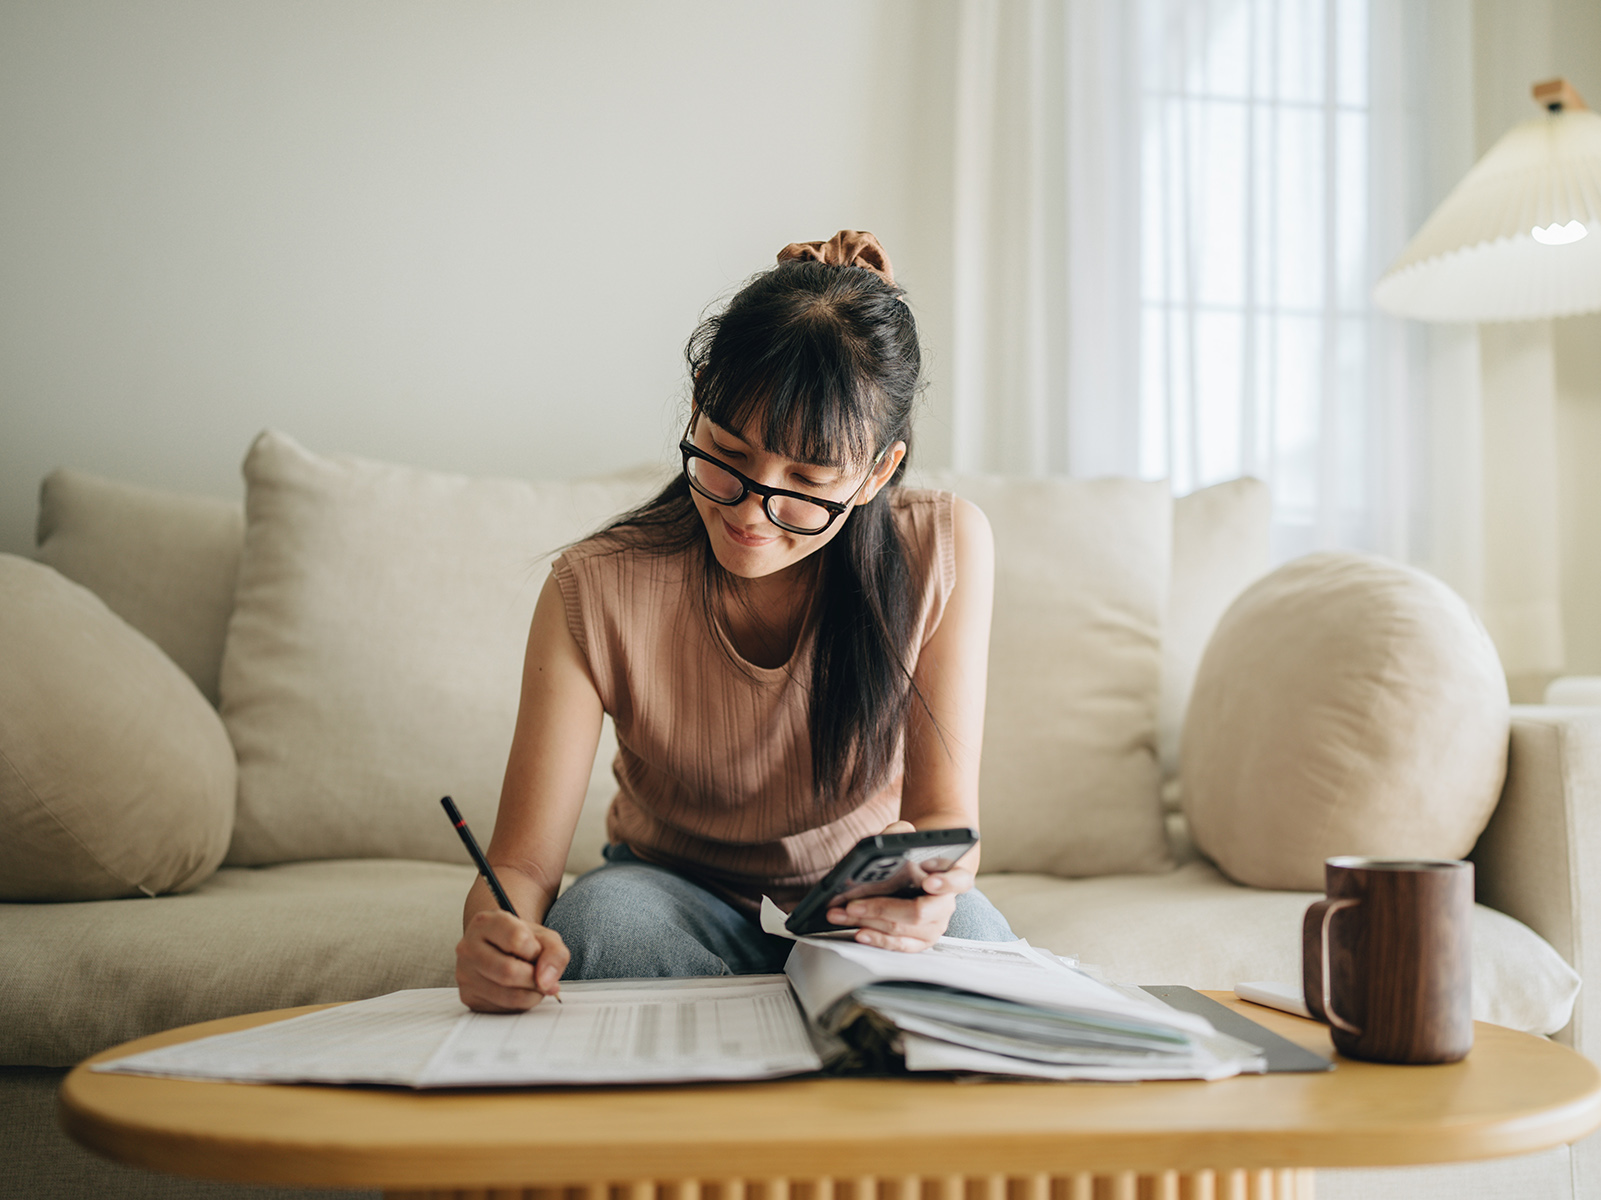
[691,283,887,469]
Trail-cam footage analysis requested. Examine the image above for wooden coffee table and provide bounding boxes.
[60,993,1601,1200]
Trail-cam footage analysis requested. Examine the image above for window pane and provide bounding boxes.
[1272,313,1322,514]
[1335,315,1370,543]
[1142,99,1176,304]
[1202,0,1252,99]
[1251,0,1278,99]
[1195,310,1245,485]
[1276,0,1327,104]
[1195,99,1250,308]
[1167,307,1196,495]
[1272,106,1325,311]
[1140,307,1171,480]
[1337,108,1369,312]
[1337,0,1368,108]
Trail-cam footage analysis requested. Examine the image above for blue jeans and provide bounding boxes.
[545,844,1017,980]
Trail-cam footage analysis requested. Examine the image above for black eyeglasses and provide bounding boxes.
[679,438,886,535]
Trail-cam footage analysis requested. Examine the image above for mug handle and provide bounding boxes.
[1305,897,1363,1035]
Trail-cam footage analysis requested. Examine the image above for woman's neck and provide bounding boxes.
[720,554,822,669]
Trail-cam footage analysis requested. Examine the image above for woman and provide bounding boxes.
[456,231,1013,1013]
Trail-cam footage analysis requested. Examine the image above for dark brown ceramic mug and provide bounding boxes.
[1301,857,1474,1064]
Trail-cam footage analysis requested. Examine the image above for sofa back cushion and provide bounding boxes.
[909,473,1173,876]
[220,432,661,866]
[1162,478,1271,779]
[35,469,244,706]
[0,556,235,900]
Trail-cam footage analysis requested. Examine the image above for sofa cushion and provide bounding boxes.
[35,469,244,707]
[980,861,1580,1037]
[0,860,474,1066]
[911,473,1172,876]
[0,556,235,901]
[1161,478,1271,779]
[221,431,664,867]
[1181,551,1510,891]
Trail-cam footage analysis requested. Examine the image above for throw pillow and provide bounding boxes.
[1181,551,1509,891]
[36,469,244,706]
[0,555,235,900]
[220,431,665,866]
[911,472,1172,876]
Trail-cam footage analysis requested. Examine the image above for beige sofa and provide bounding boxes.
[1,430,1595,1200]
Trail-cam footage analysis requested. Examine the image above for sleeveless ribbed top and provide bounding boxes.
[551,488,956,913]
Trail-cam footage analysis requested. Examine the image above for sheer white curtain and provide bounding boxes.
[948,0,1142,477]
[945,0,1493,607]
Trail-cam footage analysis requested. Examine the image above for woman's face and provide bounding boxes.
[685,414,906,582]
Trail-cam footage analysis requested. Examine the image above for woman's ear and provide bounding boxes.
[859,441,908,505]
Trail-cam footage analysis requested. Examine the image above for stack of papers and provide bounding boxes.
[94,916,1264,1089]
[760,901,1263,1082]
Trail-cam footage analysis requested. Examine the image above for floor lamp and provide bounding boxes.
[1374,78,1601,700]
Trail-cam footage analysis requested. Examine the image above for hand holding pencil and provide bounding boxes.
[444,796,568,1011]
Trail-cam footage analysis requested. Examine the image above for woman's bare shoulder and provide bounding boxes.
[950,494,992,551]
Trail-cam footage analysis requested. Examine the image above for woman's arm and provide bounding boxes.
[456,572,604,1011]
[826,496,996,950]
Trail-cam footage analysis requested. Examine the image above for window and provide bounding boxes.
[1140,0,1378,558]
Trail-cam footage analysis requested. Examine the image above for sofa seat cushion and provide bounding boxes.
[980,861,1580,1037]
[0,860,475,1067]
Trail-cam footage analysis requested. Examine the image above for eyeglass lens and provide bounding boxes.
[685,456,833,532]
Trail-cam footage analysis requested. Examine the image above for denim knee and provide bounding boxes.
[944,887,1017,942]
[544,863,734,979]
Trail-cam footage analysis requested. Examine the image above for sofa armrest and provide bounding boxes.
[1473,706,1601,1052]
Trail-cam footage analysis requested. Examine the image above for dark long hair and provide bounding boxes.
[599,258,923,805]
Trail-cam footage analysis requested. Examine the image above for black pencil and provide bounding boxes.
[440,795,561,1003]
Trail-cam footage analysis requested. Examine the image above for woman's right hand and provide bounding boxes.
[455,909,570,1012]
[457,572,599,1013]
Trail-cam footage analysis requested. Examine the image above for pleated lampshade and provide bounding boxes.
[1374,79,1601,323]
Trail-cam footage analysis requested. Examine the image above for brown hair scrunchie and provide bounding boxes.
[776,230,896,287]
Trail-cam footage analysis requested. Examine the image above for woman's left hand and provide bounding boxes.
[824,820,974,952]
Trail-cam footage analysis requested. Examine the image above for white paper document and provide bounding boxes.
[92,988,468,1087]
[94,976,822,1088]
[426,976,820,1085]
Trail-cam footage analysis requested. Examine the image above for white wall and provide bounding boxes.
[0,0,955,557]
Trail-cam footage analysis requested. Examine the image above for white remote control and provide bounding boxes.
[1234,980,1311,1019]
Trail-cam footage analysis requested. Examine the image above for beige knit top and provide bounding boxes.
[551,488,957,913]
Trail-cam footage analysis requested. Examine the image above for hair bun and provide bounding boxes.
[776,230,895,287]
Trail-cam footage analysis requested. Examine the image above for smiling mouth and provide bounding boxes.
[719,515,776,547]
